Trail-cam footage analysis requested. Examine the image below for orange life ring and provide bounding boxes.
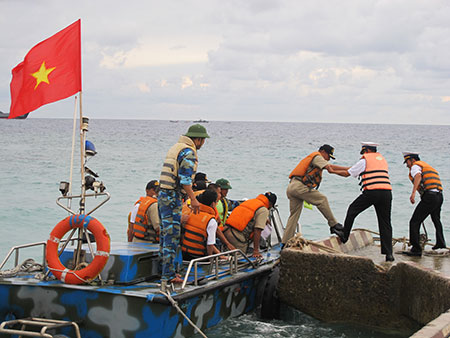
[46,214,110,285]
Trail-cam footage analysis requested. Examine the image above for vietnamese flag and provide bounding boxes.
[9,20,82,119]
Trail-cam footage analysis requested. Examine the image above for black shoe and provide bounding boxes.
[330,227,347,243]
[403,250,422,257]
[432,244,446,250]
[385,254,394,262]
[331,223,344,232]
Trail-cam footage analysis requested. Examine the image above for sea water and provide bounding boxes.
[1,118,449,337]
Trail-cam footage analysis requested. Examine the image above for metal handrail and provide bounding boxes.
[56,191,111,215]
[181,249,256,290]
[0,317,81,338]
[0,242,47,271]
[270,206,284,243]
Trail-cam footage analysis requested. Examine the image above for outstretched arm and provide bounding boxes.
[325,164,351,177]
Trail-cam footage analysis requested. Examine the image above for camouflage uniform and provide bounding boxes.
[158,148,197,281]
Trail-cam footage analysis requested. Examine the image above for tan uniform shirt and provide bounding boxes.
[311,155,328,170]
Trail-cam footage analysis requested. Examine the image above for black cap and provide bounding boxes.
[194,172,210,183]
[319,144,335,159]
[264,192,277,206]
[146,180,160,191]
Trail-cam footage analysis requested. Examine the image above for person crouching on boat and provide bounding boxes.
[181,189,222,260]
[402,152,446,256]
[158,124,210,285]
[223,192,277,258]
[128,180,160,243]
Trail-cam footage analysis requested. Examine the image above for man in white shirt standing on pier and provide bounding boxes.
[333,142,394,262]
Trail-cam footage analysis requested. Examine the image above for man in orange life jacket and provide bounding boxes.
[223,192,277,258]
[128,180,160,243]
[282,144,347,245]
[334,142,394,262]
[403,152,446,256]
[181,189,220,260]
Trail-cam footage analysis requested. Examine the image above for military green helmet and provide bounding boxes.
[216,178,232,189]
[184,124,210,138]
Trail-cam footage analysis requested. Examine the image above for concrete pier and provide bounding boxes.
[278,231,450,336]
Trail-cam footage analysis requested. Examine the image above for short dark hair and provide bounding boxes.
[197,189,217,207]
[207,183,220,191]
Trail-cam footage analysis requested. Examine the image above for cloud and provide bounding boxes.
[1,0,450,124]
[137,82,150,93]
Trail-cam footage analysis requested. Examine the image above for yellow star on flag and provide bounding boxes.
[31,61,56,90]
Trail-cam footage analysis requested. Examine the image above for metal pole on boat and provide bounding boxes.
[67,95,78,210]
[79,91,87,215]
[75,91,87,267]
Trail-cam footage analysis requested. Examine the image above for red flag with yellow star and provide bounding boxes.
[9,20,81,119]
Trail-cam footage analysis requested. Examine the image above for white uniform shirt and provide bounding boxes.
[410,164,439,192]
[130,203,140,223]
[206,218,218,245]
[348,159,366,178]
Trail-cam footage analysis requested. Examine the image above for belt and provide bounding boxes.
[424,190,442,195]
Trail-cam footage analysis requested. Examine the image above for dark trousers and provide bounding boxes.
[409,191,445,252]
[344,190,393,255]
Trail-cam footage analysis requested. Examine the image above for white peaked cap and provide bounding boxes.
[402,151,420,157]
[361,142,379,147]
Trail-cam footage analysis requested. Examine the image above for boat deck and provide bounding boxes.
[0,242,282,300]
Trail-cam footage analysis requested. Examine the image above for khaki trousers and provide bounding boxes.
[282,178,338,244]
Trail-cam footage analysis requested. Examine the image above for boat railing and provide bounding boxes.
[181,249,256,290]
[0,241,47,271]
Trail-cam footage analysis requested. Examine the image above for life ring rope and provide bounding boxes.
[46,214,110,285]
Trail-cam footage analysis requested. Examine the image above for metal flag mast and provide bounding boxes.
[55,91,110,270]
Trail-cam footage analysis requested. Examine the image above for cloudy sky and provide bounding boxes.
[1,0,449,124]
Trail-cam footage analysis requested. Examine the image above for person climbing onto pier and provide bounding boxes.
[223,192,277,258]
[333,142,394,262]
[158,124,210,285]
[282,144,347,245]
[181,189,220,260]
[403,152,446,256]
[128,180,161,243]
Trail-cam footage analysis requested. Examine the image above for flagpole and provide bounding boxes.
[67,95,78,210]
[79,91,86,215]
[76,90,86,267]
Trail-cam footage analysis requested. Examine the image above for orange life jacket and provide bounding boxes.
[289,151,323,189]
[181,204,216,257]
[409,161,443,194]
[133,196,159,242]
[359,153,392,191]
[183,202,221,223]
[226,194,269,232]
